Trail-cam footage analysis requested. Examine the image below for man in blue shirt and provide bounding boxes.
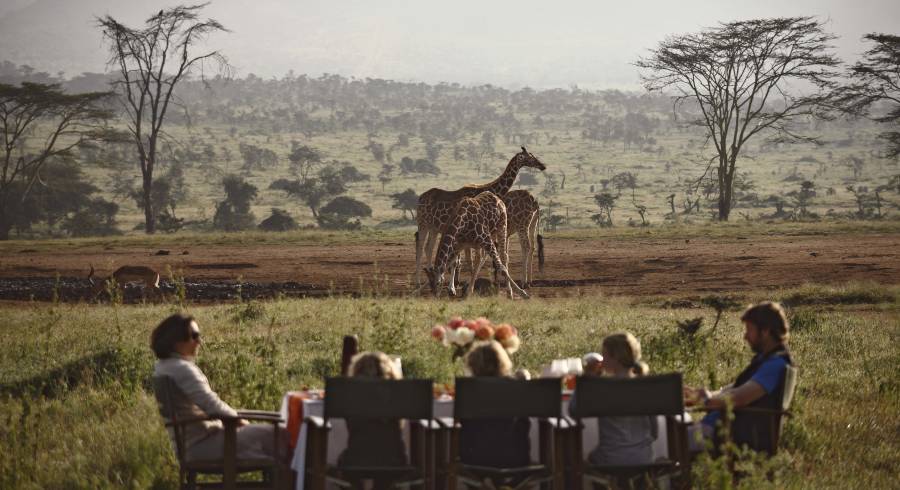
[684,302,793,454]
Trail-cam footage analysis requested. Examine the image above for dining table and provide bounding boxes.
[279,390,689,490]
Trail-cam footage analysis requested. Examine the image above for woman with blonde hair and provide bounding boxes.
[570,332,658,467]
[459,341,531,471]
[337,351,407,483]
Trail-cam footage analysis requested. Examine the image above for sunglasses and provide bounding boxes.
[190,330,201,341]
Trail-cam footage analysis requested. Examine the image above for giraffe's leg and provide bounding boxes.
[496,221,510,288]
[468,252,489,298]
[448,253,461,297]
[488,246,529,299]
[527,211,539,283]
[424,230,438,269]
[518,229,531,288]
[414,228,427,288]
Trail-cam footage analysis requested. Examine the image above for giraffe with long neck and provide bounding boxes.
[450,189,544,292]
[415,147,546,287]
[424,192,529,299]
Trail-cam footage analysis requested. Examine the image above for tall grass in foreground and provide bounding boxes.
[0,283,897,488]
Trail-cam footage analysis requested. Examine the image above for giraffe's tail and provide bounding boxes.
[537,234,545,273]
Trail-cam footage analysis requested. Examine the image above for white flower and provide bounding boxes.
[442,328,457,347]
[500,335,520,354]
[454,327,475,346]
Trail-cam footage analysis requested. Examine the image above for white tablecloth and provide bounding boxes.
[279,393,687,490]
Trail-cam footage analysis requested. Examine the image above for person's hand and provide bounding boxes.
[683,386,709,407]
[237,418,250,427]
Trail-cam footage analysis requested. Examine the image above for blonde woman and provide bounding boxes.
[570,332,657,466]
[460,341,531,470]
[337,352,408,480]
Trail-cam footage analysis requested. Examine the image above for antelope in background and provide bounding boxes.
[88,265,162,300]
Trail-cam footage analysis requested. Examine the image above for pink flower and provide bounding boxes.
[494,324,515,341]
[431,325,446,341]
[463,320,479,331]
[447,317,464,330]
[474,324,495,340]
[475,317,492,329]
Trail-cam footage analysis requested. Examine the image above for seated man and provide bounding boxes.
[684,301,793,454]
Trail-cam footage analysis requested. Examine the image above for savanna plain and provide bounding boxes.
[1,66,899,489]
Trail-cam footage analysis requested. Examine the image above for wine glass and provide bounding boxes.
[391,356,403,378]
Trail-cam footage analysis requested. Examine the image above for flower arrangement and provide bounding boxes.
[431,316,521,360]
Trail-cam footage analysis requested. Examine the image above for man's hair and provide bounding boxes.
[741,302,790,342]
[465,340,513,377]
[150,313,194,359]
[349,351,401,380]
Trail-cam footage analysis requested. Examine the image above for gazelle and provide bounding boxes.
[88,265,162,299]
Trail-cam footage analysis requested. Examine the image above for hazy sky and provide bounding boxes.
[1,0,898,89]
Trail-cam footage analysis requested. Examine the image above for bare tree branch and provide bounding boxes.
[96,3,230,233]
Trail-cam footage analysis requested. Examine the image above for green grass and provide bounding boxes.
[0,284,897,488]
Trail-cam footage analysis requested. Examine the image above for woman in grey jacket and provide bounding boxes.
[151,313,286,462]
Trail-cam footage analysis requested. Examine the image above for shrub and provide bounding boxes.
[258,208,298,232]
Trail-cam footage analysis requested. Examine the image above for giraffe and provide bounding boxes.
[415,147,546,287]
[450,189,544,292]
[423,191,529,299]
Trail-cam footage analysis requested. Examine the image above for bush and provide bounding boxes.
[258,208,298,231]
[316,196,372,230]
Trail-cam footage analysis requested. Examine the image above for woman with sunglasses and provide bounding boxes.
[151,313,286,463]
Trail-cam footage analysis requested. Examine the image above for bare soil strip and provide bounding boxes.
[1,233,897,302]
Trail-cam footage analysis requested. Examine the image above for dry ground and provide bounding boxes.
[1,231,898,301]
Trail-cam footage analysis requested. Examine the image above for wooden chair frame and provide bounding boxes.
[565,373,690,490]
[440,377,565,490]
[153,375,287,490]
[305,377,437,490]
[688,364,799,456]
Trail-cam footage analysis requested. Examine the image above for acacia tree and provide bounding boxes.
[636,17,841,220]
[97,4,230,233]
[834,34,900,158]
[0,82,113,239]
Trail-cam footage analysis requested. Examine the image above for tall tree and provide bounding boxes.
[0,82,113,239]
[97,4,229,233]
[834,34,900,158]
[636,17,840,220]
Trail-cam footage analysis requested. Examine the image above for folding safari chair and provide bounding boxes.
[152,375,287,490]
[443,377,564,490]
[568,373,689,490]
[305,377,437,490]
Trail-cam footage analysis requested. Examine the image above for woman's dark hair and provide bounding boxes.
[741,302,790,342]
[151,313,194,359]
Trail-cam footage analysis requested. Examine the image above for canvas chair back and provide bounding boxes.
[570,373,684,418]
[152,375,187,462]
[454,377,562,420]
[775,365,798,445]
[324,377,433,421]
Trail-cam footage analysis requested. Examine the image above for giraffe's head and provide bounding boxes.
[515,146,546,172]
[423,266,445,297]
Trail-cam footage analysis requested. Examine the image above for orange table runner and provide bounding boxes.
[285,391,313,448]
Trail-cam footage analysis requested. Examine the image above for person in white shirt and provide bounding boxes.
[151,313,286,462]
